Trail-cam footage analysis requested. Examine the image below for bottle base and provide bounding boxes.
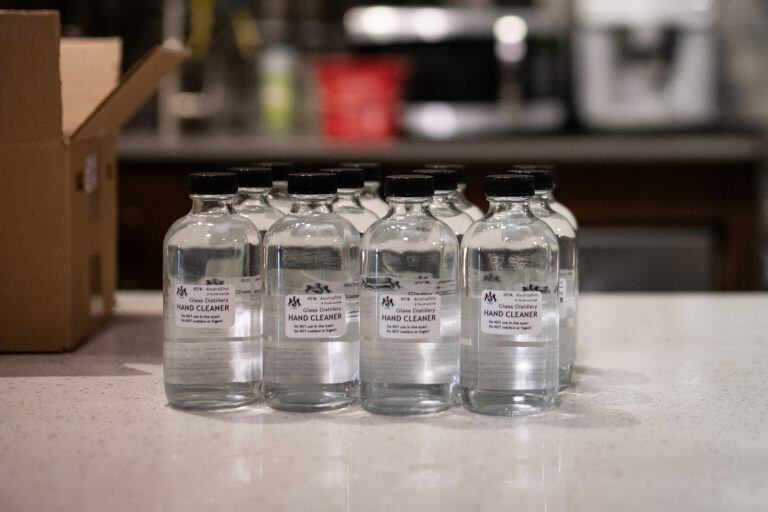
[165,382,259,410]
[264,381,358,412]
[461,387,556,417]
[559,364,574,390]
[361,382,452,415]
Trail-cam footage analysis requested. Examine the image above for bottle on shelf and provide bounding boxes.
[162,172,261,410]
[413,169,474,242]
[339,162,389,218]
[262,172,361,411]
[424,163,484,221]
[327,168,379,235]
[460,174,560,416]
[360,174,460,414]
[510,166,578,388]
[231,166,284,238]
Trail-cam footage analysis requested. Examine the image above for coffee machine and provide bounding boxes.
[573,0,718,130]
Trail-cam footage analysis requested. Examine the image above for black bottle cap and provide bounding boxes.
[322,168,364,189]
[339,162,381,182]
[189,172,238,195]
[250,161,294,181]
[485,174,535,198]
[288,173,337,195]
[385,174,434,198]
[228,166,272,188]
[413,169,458,191]
[424,163,467,184]
[509,165,554,190]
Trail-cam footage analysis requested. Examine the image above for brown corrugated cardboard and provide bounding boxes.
[0,11,186,351]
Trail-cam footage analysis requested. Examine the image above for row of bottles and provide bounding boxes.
[163,162,578,416]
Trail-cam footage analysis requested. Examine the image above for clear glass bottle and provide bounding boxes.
[513,165,578,230]
[232,166,284,238]
[163,172,261,409]
[263,172,361,411]
[340,162,389,218]
[511,167,578,388]
[425,163,484,221]
[413,169,474,242]
[460,174,559,416]
[257,161,295,214]
[327,168,379,234]
[360,175,459,414]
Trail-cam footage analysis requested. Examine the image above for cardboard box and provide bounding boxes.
[0,11,186,351]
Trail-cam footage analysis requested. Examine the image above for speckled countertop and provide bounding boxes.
[1,292,767,512]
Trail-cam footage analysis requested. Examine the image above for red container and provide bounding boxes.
[316,56,406,142]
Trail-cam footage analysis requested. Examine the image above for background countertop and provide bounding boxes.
[1,292,767,511]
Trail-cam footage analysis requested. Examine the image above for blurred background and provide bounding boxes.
[6,0,768,292]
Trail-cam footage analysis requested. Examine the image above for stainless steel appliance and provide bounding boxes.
[573,0,718,130]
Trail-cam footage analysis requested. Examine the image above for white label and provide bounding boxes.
[558,277,566,318]
[285,284,347,338]
[379,293,441,339]
[83,153,98,193]
[173,280,235,328]
[480,290,542,335]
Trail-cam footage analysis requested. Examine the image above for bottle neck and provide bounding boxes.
[238,187,271,206]
[385,196,433,218]
[290,194,335,214]
[190,194,236,214]
[457,183,467,193]
[531,190,555,212]
[431,191,458,208]
[335,189,365,208]
[364,181,380,193]
[271,180,288,192]
[486,196,534,217]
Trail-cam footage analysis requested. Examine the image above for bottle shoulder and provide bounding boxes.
[164,212,260,248]
[462,215,559,249]
[532,207,576,239]
[264,212,360,246]
[361,216,459,250]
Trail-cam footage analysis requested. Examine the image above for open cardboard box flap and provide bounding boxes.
[0,11,187,144]
[69,39,187,141]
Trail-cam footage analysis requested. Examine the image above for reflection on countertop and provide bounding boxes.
[1,291,767,511]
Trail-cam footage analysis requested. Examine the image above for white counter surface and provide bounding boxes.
[1,292,767,512]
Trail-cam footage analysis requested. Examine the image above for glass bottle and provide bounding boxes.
[460,174,559,416]
[256,161,295,214]
[513,165,577,230]
[360,175,459,414]
[263,172,361,411]
[327,168,379,234]
[413,169,474,242]
[163,172,261,409]
[232,166,284,238]
[340,162,389,218]
[511,167,578,388]
[425,163,484,221]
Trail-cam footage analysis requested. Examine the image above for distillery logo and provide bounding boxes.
[176,285,188,298]
[381,296,394,308]
[305,282,332,294]
[484,291,497,304]
[287,296,302,308]
[523,284,550,294]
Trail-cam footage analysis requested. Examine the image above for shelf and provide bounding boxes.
[118,131,766,165]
